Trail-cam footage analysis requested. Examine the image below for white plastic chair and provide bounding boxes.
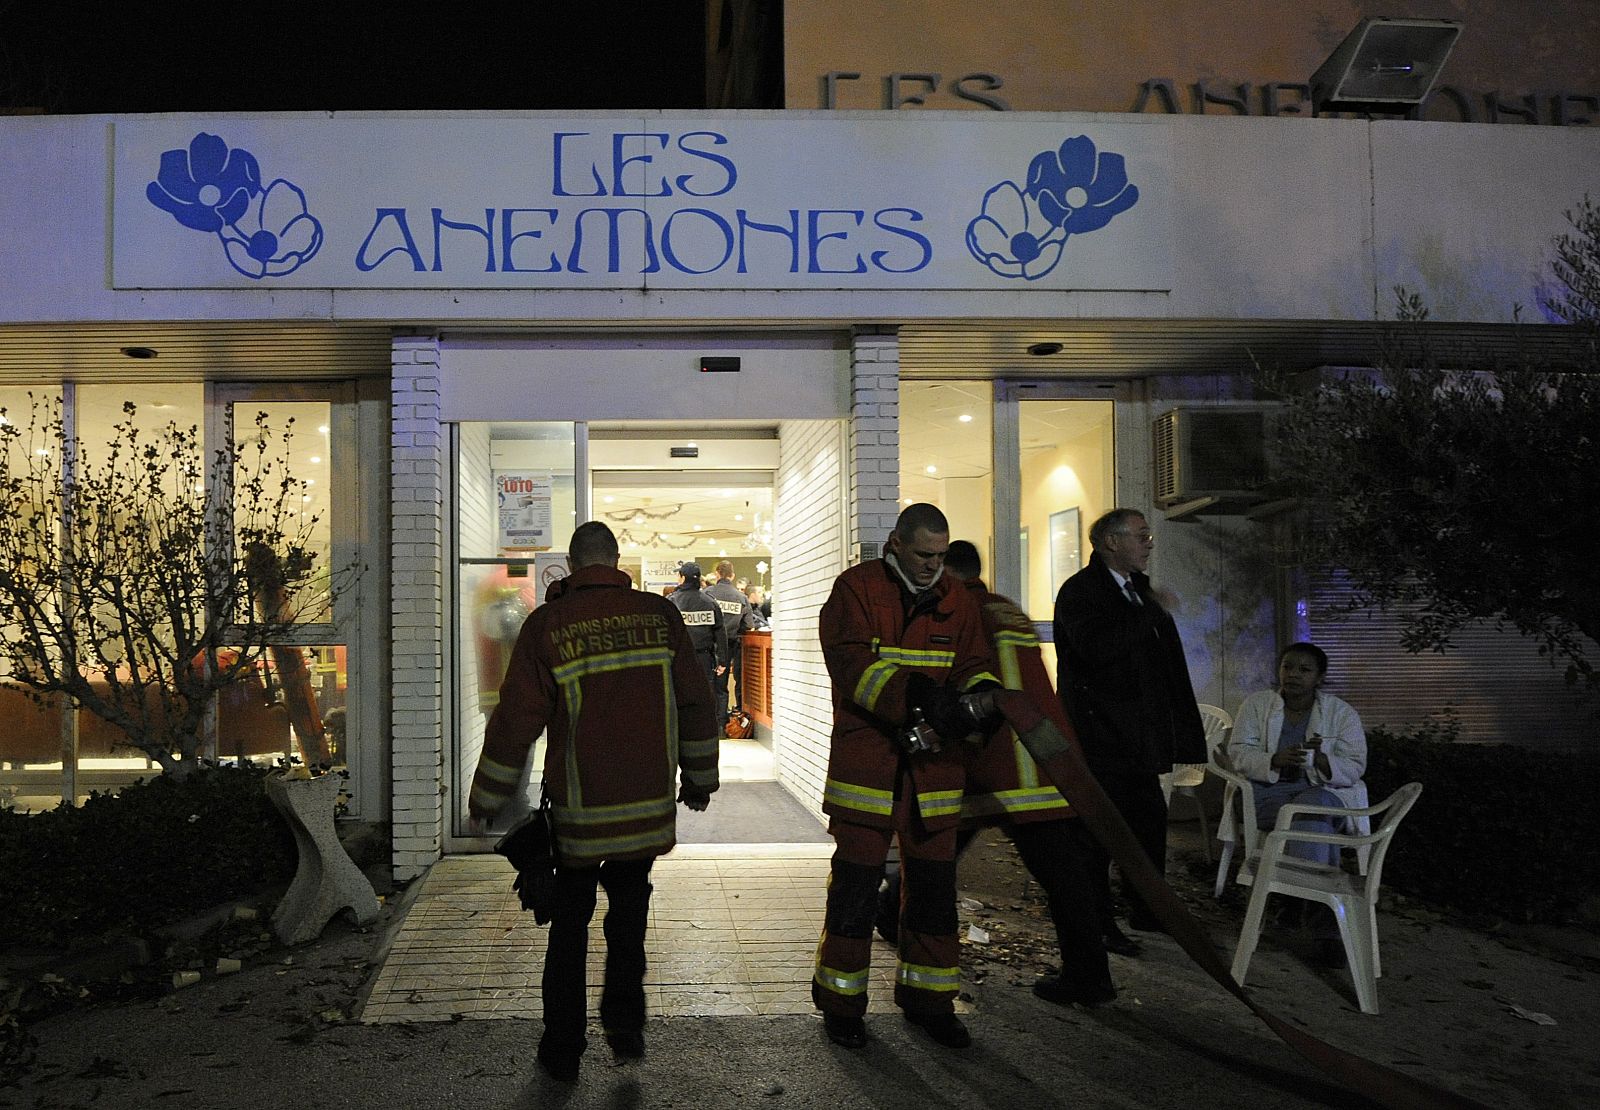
[1229,781,1423,1015]
[1212,736,1376,899]
[1210,727,1261,898]
[1165,704,1231,863]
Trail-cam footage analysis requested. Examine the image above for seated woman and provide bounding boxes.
[1227,642,1367,966]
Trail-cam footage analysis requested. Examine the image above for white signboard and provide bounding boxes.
[113,117,1173,291]
[496,471,553,550]
[533,552,569,601]
[642,556,683,595]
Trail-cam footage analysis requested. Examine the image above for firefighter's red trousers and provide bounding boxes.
[812,794,960,1018]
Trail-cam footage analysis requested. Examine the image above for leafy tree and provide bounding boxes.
[0,397,358,777]
[1261,200,1600,693]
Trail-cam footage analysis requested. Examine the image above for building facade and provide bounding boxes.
[2,12,1596,874]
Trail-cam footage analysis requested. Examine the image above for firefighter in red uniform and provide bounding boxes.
[812,503,1001,1051]
[468,521,720,1083]
[950,541,1116,1004]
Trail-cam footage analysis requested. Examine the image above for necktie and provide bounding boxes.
[1123,581,1142,606]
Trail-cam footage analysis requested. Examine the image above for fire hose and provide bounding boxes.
[990,689,1489,1110]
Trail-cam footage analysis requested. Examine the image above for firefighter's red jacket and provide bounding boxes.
[959,577,1077,826]
[818,559,999,831]
[468,564,720,866]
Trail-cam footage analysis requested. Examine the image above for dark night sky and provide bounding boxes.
[0,1,707,113]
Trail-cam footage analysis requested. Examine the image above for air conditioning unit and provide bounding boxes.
[1152,406,1277,512]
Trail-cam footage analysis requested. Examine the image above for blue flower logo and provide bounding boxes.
[146,133,323,279]
[966,135,1139,281]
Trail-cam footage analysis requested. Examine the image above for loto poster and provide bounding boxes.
[496,472,554,549]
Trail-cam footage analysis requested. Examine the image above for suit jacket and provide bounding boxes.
[1052,551,1206,775]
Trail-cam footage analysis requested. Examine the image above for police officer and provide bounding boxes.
[669,562,728,716]
[705,559,754,718]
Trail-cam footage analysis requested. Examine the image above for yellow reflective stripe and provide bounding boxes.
[814,963,869,996]
[824,778,894,816]
[917,789,963,818]
[474,755,522,788]
[554,795,676,826]
[552,646,675,682]
[992,629,1033,690]
[1013,739,1042,789]
[680,736,719,762]
[468,782,510,814]
[854,659,898,711]
[896,961,960,992]
[551,647,676,809]
[962,670,1000,691]
[960,786,1068,820]
[558,825,674,863]
[878,646,957,668]
[992,627,1039,652]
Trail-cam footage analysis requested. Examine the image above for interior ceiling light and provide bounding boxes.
[958,414,973,422]
[1027,341,1064,356]
[120,346,158,359]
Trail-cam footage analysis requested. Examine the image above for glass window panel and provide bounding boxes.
[899,381,993,564]
[1018,399,1115,676]
[233,401,334,625]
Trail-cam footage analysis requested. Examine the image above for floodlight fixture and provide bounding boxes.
[1311,17,1462,115]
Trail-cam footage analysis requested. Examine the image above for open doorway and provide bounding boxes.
[590,423,778,785]
[451,418,833,851]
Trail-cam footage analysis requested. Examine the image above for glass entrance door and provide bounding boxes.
[992,381,1122,670]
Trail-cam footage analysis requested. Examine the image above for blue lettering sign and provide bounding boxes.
[674,132,737,197]
[870,208,932,273]
[807,210,868,274]
[567,208,660,274]
[612,133,673,197]
[433,208,495,272]
[356,209,426,272]
[660,208,735,274]
[500,209,562,273]
[552,132,607,197]
[736,210,802,274]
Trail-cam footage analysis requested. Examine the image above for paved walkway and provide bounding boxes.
[361,847,893,1024]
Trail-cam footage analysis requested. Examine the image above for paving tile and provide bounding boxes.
[360,851,918,1026]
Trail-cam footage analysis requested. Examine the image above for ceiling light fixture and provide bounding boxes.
[120,346,158,359]
[1027,341,1063,357]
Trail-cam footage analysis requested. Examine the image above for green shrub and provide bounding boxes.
[1365,725,1600,924]
[0,762,297,947]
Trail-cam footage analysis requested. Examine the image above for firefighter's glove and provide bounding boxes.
[955,684,1004,738]
[905,674,967,741]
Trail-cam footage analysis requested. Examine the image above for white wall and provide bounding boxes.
[771,419,848,821]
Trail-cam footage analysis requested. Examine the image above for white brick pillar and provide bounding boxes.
[390,334,446,880]
[849,326,901,563]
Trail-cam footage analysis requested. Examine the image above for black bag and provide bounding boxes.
[493,784,560,925]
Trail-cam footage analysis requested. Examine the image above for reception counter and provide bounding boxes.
[741,630,772,728]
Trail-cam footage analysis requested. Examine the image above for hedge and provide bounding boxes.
[0,762,297,947]
[1364,725,1600,925]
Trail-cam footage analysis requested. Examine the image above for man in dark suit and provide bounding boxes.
[1052,508,1206,955]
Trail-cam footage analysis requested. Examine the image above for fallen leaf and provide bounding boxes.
[1506,1004,1557,1026]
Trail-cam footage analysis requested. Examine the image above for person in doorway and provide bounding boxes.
[668,561,729,729]
[743,585,770,629]
[1053,508,1206,955]
[705,560,754,715]
[878,540,1116,1006]
[812,503,1002,1052]
[747,584,772,621]
[1226,642,1368,968]
[467,521,720,1083]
